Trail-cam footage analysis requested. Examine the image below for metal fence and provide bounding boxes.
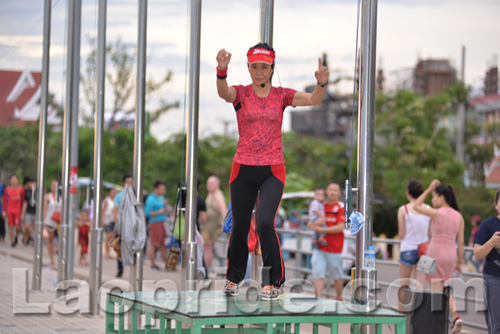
[212,227,488,332]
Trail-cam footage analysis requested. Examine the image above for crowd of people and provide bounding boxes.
[395,179,500,334]
[0,172,228,277]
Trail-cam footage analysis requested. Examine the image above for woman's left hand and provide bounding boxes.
[315,58,329,86]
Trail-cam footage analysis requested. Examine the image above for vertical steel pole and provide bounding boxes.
[181,0,202,291]
[67,0,82,281]
[58,0,76,287]
[353,0,378,326]
[33,0,51,291]
[255,0,274,283]
[89,0,107,316]
[456,46,466,163]
[132,0,148,292]
[259,0,274,46]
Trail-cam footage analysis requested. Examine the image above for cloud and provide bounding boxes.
[0,0,498,140]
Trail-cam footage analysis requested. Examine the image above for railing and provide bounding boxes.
[275,227,487,332]
[213,227,488,332]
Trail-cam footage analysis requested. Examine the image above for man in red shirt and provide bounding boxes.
[2,174,25,247]
[308,182,345,300]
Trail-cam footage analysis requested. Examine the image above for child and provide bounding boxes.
[76,210,91,265]
[309,188,327,249]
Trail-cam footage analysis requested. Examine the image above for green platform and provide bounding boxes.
[106,290,406,334]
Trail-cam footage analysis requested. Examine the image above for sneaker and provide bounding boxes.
[451,316,463,334]
[116,270,123,278]
[260,285,283,301]
[150,265,161,271]
[223,280,239,296]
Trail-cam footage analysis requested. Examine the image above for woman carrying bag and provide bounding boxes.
[413,179,465,334]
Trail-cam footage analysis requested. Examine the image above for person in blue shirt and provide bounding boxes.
[0,182,5,242]
[144,181,168,270]
[474,189,500,334]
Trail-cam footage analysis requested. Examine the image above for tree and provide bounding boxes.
[80,37,179,129]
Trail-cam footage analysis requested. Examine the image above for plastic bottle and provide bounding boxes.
[364,246,376,269]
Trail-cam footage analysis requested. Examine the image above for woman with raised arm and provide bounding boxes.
[414,179,465,334]
[216,43,329,300]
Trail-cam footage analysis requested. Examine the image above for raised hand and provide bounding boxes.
[216,49,232,70]
[315,58,329,85]
[430,179,441,189]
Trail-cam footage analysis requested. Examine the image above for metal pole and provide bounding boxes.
[181,0,202,291]
[88,0,107,316]
[67,0,82,281]
[132,0,148,292]
[58,0,76,287]
[353,0,378,325]
[33,0,51,291]
[456,46,466,163]
[259,0,274,46]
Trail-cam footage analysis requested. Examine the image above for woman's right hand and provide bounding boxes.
[216,49,231,70]
[429,179,440,189]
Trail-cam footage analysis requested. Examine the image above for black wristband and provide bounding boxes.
[317,81,327,87]
[217,74,227,79]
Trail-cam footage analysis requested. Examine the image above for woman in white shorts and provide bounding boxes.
[43,180,61,266]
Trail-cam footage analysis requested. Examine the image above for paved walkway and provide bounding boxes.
[0,237,184,334]
[0,238,484,333]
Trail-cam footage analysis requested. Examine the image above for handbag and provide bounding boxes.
[416,212,438,275]
[417,254,437,275]
[166,246,180,271]
[110,233,122,259]
[166,186,184,271]
[418,241,429,258]
[51,211,61,224]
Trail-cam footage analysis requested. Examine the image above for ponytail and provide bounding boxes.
[434,184,459,212]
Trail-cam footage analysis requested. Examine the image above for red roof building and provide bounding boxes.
[485,146,500,189]
[0,69,61,126]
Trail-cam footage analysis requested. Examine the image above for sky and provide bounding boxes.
[0,0,499,142]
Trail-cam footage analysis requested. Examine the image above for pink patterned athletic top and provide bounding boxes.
[232,84,296,165]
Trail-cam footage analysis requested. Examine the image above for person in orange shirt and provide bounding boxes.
[2,174,25,247]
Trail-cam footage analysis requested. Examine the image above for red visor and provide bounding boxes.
[247,48,275,64]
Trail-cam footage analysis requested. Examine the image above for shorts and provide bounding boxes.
[7,212,21,227]
[200,220,221,246]
[45,223,57,233]
[104,222,115,233]
[400,249,419,266]
[149,221,166,248]
[23,213,36,225]
[311,249,343,281]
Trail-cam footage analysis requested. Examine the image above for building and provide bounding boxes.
[290,86,355,142]
[484,66,498,95]
[485,145,500,189]
[470,94,500,130]
[0,69,61,126]
[413,59,457,96]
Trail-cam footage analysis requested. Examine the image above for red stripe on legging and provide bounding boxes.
[273,190,285,286]
[270,164,286,184]
[229,161,241,184]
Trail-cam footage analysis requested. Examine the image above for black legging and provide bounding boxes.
[227,162,285,287]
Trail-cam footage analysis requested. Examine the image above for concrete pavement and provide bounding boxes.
[0,236,184,334]
[0,236,486,333]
